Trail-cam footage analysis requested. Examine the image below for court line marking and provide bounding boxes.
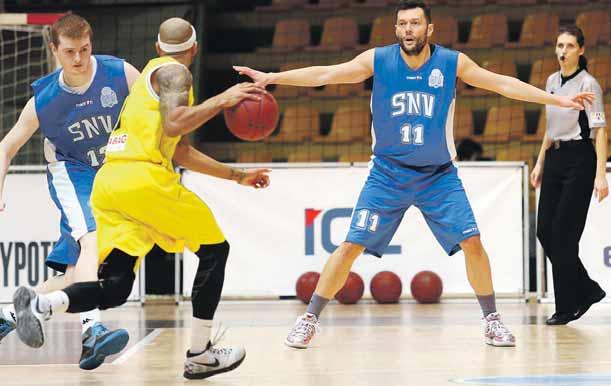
[112,328,163,365]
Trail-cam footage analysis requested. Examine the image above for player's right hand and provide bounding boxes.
[220,82,266,109]
[233,66,271,88]
[530,163,543,188]
[0,200,6,212]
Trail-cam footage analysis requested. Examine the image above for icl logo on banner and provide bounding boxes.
[304,208,402,255]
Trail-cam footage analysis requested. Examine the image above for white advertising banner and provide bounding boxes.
[0,171,141,303]
[542,169,611,301]
[182,163,527,299]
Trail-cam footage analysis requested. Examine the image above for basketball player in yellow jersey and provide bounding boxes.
[12,17,269,380]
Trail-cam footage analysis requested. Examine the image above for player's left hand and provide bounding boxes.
[594,174,608,202]
[559,92,594,110]
[239,168,271,189]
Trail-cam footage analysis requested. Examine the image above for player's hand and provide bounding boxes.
[0,200,5,212]
[220,82,266,109]
[530,163,543,188]
[558,92,594,110]
[233,66,272,88]
[238,168,271,189]
[594,174,608,202]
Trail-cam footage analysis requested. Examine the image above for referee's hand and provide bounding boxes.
[530,164,543,188]
[594,175,609,202]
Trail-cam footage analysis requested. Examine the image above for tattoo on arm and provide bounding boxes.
[156,64,193,123]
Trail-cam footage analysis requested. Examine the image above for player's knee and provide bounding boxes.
[338,242,364,262]
[461,235,483,254]
[62,266,77,285]
[213,240,230,264]
[98,271,135,310]
[195,241,230,269]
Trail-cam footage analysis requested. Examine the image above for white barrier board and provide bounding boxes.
[182,163,527,299]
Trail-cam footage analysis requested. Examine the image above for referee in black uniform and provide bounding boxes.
[531,25,608,325]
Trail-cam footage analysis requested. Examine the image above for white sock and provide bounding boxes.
[190,318,213,354]
[37,291,70,315]
[1,305,17,323]
[80,309,101,333]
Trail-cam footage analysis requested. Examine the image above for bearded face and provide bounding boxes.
[395,8,430,56]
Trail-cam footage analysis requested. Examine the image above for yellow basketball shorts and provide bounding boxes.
[91,161,225,269]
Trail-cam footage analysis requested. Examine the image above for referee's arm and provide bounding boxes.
[531,132,553,188]
[594,127,608,202]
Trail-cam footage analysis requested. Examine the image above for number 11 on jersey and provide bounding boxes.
[400,124,424,145]
[355,209,379,232]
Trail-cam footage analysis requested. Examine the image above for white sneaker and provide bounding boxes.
[13,287,49,348]
[483,312,516,347]
[183,328,246,380]
[285,313,319,349]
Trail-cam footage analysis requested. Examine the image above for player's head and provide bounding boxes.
[555,25,587,70]
[395,0,433,56]
[50,14,93,75]
[156,17,198,66]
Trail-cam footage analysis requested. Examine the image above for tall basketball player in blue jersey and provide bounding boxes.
[235,0,594,348]
[0,15,140,369]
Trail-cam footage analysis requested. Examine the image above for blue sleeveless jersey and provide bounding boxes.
[32,55,128,169]
[371,44,458,166]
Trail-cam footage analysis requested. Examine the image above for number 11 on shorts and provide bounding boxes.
[355,209,379,232]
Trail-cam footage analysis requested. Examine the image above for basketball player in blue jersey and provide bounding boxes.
[0,14,140,369]
[235,0,594,348]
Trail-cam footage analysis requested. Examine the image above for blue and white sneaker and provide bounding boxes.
[79,322,129,370]
[0,316,16,343]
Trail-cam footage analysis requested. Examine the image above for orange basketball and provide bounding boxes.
[335,271,364,304]
[410,271,443,304]
[223,92,279,141]
[295,271,320,304]
[370,271,402,304]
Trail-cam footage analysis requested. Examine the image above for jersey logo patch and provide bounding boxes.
[428,68,444,88]
[590,111,606,126]
[106,133,128,152]
[100,87,118,108]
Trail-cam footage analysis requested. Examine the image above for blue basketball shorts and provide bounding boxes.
[345,157,479,257]
[46,162,97,272]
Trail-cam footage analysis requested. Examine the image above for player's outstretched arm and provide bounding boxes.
[234,49,374,88]
[457,53,594,110]
[157,64,264,137]
[173,136,270,189]
[0,97,40,211]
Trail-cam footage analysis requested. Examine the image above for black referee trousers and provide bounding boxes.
[537,140,602,313]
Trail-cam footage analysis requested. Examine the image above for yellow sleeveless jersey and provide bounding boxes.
[105,56,194,171]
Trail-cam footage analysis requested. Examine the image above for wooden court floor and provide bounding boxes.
[2,300,611,386]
